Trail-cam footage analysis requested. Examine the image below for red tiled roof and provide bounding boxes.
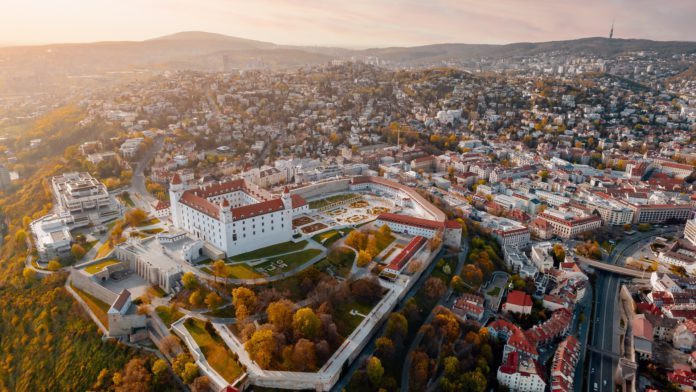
[506,290,533,308]
[171,172,182,185]
[231,198,284,220]
[291,194,307,208]
[387,236,426,272]
[112,289,131,312]
[378,213,444,231]
[180,191,220,219]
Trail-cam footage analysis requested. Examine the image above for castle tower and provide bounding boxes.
[281,186,292,210]
[169,173,185,227]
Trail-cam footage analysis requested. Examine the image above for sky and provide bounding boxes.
[1,0,695,48]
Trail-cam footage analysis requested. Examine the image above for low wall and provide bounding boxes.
[69,269,118,305]
[291,178,351,201]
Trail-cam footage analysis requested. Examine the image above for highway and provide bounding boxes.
[587,226,680,392]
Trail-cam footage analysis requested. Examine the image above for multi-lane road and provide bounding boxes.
[587,226,681,392]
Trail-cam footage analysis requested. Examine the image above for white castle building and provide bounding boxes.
[169,174,308,257]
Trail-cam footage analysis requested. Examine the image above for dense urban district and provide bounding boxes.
[1,36,696,392]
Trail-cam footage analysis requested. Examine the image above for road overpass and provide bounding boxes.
[575,256,649,279]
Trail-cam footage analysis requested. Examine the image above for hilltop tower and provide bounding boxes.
[609,19,615,39]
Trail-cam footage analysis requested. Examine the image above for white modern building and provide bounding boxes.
[50,172,120,226]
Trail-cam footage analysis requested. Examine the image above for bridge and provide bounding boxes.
[586,344,620,359]
[575,256,649,279]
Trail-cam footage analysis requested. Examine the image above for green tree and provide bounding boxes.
[293,307,322,340]
[181,362,199,384]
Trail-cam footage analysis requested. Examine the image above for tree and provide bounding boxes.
[47,259,62,271]
[191,376,211,392]
[366,356,384,386]
[366,235,379,258]
[189,290,203,307]
[152,359,169,382]
[159,335,182,357]
[267,299,294,333]
[385,312,408,342]
[212,260,226,282]
[375,337,395,361]
[232,287,257,319]
[204,292,223,311]
[116,358,152,392]
[443,356,459,378]
[345,229,367,250]
[291,338,318,371]
[430,233,443,251]
[356,250,372,267]
[15,229,27,248]
[22,267,37,281]
[423,277,447,300]
[293,307,322,340]
[181,271,198,290]
[450,275,466,293]
[125,208,148,227]
[181,362,199,384]
[551,244,565,264]
[71,243,86,259]
[245,329,276,369]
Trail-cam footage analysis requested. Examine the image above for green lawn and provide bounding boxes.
[229,240,308,262]
[184,318,244,382]
[487,287,501,296]
[94,242,114,259]
[71,284,110,328]
[83,240,99,253]
[333,298,380,337]
[316,247,355,278]
[308,193,357,209]
[201,263,263,280]
[155,305,184,326]
[118,193,135,207]
[84,259,119,274]
[142,228,164,235]
[255,248,322,275]
[376,233,395,252]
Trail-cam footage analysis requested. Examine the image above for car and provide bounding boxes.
[604,380,607,386]
[594,382,599,391]
[591,368,595,374]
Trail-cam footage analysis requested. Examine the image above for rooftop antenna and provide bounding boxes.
[609,18,615,39]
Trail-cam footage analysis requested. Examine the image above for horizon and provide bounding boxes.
[2,0,696,48]
[2,30,695,50]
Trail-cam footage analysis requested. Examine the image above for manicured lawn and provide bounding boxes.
[155,305,184,326]
[376,233,395,252]
[229,240,308,262]
[308,193,357,209]
[487,287,501,296]
[316,247,355,278]
[204,306,237,318]
[201,263,263,280]
[118,193,135,207]
[83,240,99,253]
[94,242,114,259]
[333,298,380,337]
[71,284,110,328]
[142,228,164,235]
[84,259,119,274]
[255,248,322,275]
[184,318,244,382]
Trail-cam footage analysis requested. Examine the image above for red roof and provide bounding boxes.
[171,172,182,185]
[387,236,426,272]
[291,194,307,208]
[506,290,533,308]
[154,200,170,211]
[231,198,284,220]
[378,213,444,231]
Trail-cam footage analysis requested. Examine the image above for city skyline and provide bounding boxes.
[2,0,696,48]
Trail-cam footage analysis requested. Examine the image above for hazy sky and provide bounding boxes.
[2,0,695,47]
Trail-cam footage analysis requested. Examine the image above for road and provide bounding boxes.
[129,136,165,210]
[587,226,680,392]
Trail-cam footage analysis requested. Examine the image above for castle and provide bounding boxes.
[169,173,308,257]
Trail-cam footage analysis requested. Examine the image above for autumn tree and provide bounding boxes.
[204,291,222,311]
[181,362,199,384]
[375,337,395,361]
[71,243,86,259]
[290,338,318,371]
[356,250,372,267]
[551,244,565,264]
[47,259,62,271]
[293,307,322,340]
[181,271,198,290]
[366,234,379,258]
[232,287,257,320]
[115,358,151,392]
[245,329,276,369]
[189,290,203,307]
[125,208,148,227]
[212,259,227,283]
[385,312,408,342]
[191,376,211,392]
[267,299,294,334]
[423,277,447,300]
[366,356,384,386]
